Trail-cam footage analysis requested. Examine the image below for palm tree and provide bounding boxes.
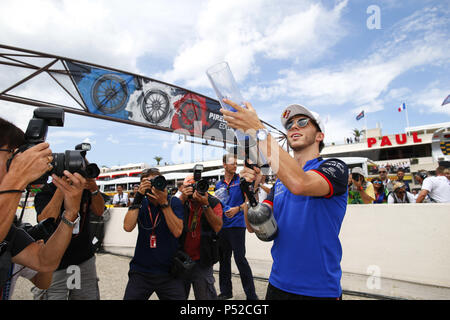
[352,128,362,142]
[154,156,163,166]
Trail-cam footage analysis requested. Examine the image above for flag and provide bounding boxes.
[442,95,450,106]
[356,110,364,121]
[398,102,406,112]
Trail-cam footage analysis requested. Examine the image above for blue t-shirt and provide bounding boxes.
[215,174,245,228]
[264,157,348,298]
[130,196,184,275]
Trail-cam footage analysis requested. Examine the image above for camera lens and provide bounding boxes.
[151,175,167,191]
[195,179,209,195]
[65,150,85,175]
[85,163,100,179]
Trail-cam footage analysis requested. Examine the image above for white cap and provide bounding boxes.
[280,104,325,133]
[351,167,365,177]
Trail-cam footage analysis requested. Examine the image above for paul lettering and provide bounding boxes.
[412,132,422,143]
[380,136,392,147]
[367,137,377,148]
[395,133,407,145]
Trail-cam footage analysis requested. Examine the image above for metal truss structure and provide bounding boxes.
[0,44,287,152]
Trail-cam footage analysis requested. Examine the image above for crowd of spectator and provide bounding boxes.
[348,165,450,204]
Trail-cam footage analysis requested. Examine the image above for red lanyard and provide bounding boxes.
[148,204,161,248]
[148,204,160,231]
[188,202,202,233]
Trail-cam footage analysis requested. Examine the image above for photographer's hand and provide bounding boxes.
[179,185,193,204]
[138,179,151,196]
[192,190,208,206]
[52,171,86,217]
[3,142,52,190]
[85,178,104,216]
[148,187,183,238]
[147,187,168,206]
[12,171,87,273]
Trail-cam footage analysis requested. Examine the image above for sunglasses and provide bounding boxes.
[0,148,13,153]
[379,170,387,173]
[286,118,310,131]
[373,181,382,184]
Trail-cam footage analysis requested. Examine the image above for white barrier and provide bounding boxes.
[17,203,450,299]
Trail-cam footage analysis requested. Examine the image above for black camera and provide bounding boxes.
[190,164,209,196]
[145,175,168,194]
[7,107,100,185]
[17,217,58,242]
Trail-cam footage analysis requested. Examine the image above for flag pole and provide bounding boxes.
[404,102,410,136]
[364,113,368,139]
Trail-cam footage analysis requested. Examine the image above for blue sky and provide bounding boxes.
[0,0,449,168]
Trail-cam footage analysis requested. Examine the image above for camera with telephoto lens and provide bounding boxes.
[190,164,209,196]
[6,107,100,186]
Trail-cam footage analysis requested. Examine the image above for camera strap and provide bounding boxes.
[0,190,24,195]
[187,202,202,235]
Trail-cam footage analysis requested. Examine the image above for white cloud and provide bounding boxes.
[157,0,348,88]
[245,4,450,117]
[0,0,206,73]
[411,82,450,116]
[106,134,119,144]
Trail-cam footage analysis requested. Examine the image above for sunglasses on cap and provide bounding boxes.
[286,118,310,131]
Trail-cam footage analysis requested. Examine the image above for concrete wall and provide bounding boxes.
[17,203,450,299]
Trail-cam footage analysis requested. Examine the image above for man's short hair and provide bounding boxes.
[397,168,405,173]
[436,166,446,175]
[141,167,161,181]
[310,120,325,152]
[0,117,25,149]
[223,153,236,164]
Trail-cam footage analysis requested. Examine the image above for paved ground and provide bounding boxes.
[11,252,375,300]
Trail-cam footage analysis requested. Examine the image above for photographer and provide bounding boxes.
[0,117,86,289]
[113,185,129,207]
[221,101,349,300]
[348,167,375,204]
[178,175,222,300]
[123,168,185,300]
[32,167,105,300]
[0,118,53,242]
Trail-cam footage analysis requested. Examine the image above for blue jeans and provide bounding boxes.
[218,227,257,300]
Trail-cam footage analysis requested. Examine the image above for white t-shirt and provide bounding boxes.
[257,183,271,202]
[113,192,129,206]
[421,176,450,203]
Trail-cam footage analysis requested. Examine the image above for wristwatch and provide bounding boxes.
[256,128,269,141]
[201,204,210,210]
[91,189,99,196]
[61,211,80,228]
[160,202,169,209]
